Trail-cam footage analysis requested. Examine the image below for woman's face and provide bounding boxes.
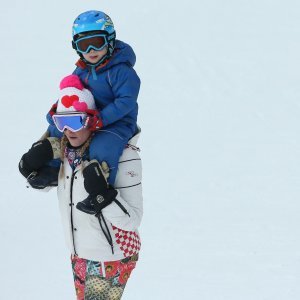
[65,128,91,147]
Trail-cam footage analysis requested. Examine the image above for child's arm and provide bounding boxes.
[100,64,140,126]
[82,64,140,131]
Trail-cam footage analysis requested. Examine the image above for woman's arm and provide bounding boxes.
[101,148,143,231]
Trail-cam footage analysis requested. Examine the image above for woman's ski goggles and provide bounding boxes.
[74,34,108,54]
[52,113,86,132]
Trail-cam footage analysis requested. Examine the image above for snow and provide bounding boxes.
[1,0,300,299]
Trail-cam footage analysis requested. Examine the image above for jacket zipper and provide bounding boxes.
[70,170,78,255]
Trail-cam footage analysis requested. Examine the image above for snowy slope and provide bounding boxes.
[1,0,300,299]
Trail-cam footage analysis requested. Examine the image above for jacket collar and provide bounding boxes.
[75,57,111,71]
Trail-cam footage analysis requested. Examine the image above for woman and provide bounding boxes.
[19,75,143,300]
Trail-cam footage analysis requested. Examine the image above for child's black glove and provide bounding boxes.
[76,160,117,216]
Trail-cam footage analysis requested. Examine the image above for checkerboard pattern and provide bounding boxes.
[112,225,141,257]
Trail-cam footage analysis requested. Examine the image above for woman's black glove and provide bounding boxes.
[19,137,61,189]
[27,166,60,189]
[19,139,54,178]
[76,160,117,215]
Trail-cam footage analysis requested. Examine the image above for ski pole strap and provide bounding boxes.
[97,212,114,254]
[114,199,130,217]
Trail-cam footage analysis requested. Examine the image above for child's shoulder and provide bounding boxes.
[72,61,88,76]
[110,40,137,68]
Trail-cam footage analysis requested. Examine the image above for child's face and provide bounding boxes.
[82,47,108,64]
[65,128,91,147]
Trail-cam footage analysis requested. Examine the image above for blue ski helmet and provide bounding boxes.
[72,11,116,65]
[72,11,115,38]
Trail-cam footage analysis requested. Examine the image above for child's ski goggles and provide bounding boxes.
[52,113,86,132]
[74,34,108,54]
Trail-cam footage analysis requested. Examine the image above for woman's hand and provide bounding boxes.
[18,137,61,189]
[76,160,117,215]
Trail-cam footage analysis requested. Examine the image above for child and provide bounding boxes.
[47,10,141,191]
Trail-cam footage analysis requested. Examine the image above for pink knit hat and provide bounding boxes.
[57,75,96,113]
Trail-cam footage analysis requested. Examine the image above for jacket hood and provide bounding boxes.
[76,40,136,72]
[109,40,136,68]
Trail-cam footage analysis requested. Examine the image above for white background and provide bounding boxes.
[1,0,300,299]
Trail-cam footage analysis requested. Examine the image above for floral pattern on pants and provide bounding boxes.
[71,254,138,300]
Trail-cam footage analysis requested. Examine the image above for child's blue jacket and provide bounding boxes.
[46,40,141,174]
[47,40,140,137]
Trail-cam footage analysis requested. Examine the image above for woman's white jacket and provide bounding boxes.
[57,134,143,262]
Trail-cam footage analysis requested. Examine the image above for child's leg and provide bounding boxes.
[71,255,138,300]
[89,130,129,186]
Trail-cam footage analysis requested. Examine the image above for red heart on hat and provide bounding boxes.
[61,95,79,108]
[73,101,88,112]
